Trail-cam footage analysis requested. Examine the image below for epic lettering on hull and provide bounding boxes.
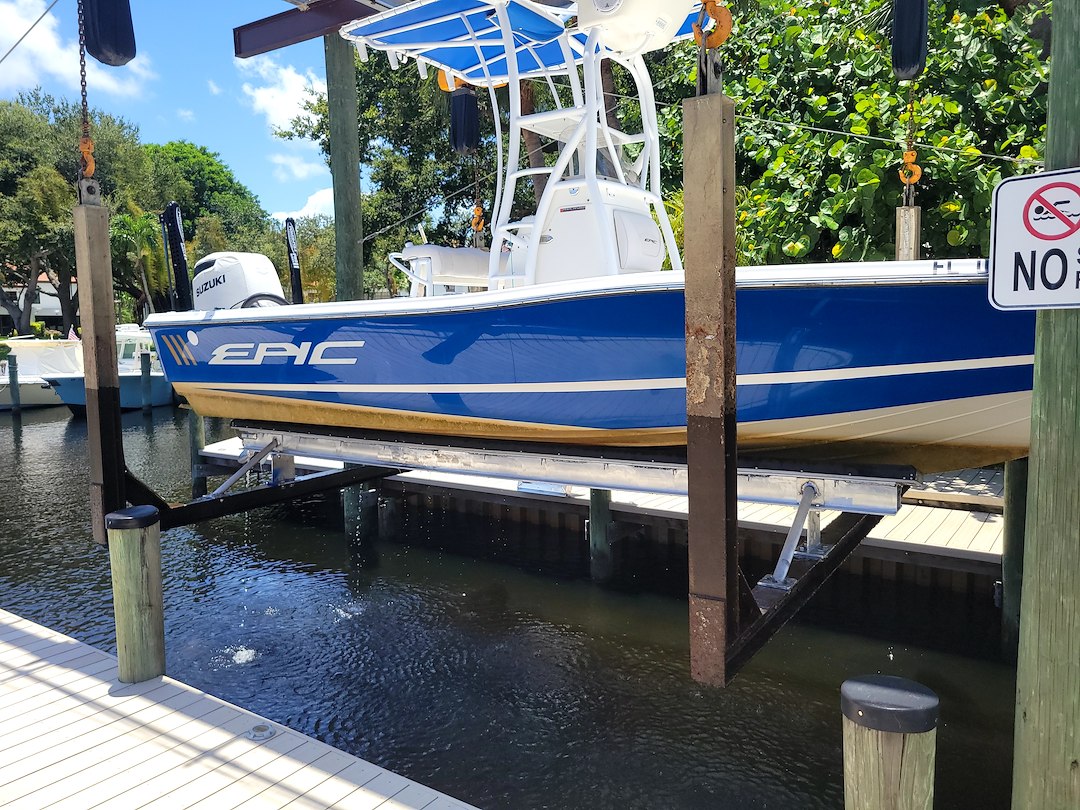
[209,340,367,366]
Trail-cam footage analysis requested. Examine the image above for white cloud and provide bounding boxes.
[0,1,156,97]
[272,187,335,222]
[235,54,325,135]
[177,108,195,122]
[207,79,221,95]
[269,153,327,182]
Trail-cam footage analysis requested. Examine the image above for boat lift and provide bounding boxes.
[126,419,915,682]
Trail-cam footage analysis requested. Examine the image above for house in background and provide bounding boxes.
[1,274,78,333]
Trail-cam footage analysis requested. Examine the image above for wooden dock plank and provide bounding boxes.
[0,610,476,810]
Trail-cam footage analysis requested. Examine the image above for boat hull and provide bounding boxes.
[43,372,176,414]
[147,276,1035,473]
[0,378,64,410]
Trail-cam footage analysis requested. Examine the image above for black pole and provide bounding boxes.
[164,202,192,312]
[285,217,304,304]
[158,213,176,311]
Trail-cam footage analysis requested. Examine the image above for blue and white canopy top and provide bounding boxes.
[340,0,702,86]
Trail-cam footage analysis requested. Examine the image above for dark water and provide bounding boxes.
[0,408,1015,809]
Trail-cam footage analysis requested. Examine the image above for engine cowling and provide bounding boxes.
[190,252,287,310]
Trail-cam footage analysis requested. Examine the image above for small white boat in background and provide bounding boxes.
[42,326,175,415]
[0,337,82,411]
[2,327,176,414]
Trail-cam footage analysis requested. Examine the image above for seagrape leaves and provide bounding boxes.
[662,0,1048,264]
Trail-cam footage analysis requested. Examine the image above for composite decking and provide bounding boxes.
[0,609,476,810]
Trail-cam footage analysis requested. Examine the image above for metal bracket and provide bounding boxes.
[205,440,278,500]
[758,481,819,592]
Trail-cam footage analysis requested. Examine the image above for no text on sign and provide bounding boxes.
[990,167,1080,310]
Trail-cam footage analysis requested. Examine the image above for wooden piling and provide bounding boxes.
[7,354,20,415]
[105,505,165,684]
[324,33,364,302]
[1000,457,1027,658]
[74,181,126,545]
[589,488,614,584]
[188,409,208,499]
[683,91,741,686]
[894,206,921,261]
[841,675,939,810]
[140,351,152,413]
[1012,3,1080,805]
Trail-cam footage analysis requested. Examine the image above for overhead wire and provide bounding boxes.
[0,0,61,69]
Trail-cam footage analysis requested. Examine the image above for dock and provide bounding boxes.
[0,608,475,810]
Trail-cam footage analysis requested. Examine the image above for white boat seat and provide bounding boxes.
[398,244,491,287]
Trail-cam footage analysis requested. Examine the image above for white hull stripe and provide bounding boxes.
[192,355,1034,396]
[198,379,687,395]
[738,354,1034,387]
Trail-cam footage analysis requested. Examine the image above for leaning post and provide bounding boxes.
[74,179,126,545]
[7,354,20,415]
[684,53,741,685]
[1012,1,1080,804]
[324,32,365,302]
[106,505,165,684]
[841,675,939,810]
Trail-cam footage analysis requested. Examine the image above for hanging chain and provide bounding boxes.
[899,83,921,207]
[77,0,95,181]
[470,155,485,247]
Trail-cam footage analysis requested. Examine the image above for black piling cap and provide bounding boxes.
[105,505,160,530]
[841,675,939,734]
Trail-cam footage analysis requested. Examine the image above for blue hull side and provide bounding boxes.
[149,282,1034,432]
[45,374,175,413]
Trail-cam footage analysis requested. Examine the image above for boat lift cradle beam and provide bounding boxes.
[230,421,913,681]
[124,458,404,532]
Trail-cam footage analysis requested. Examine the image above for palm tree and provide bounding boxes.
[111,212,160,319]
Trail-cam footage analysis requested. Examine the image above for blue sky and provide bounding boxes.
[0,0,338,220]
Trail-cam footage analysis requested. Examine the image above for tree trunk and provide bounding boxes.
[18,257,41,336]
[519,80,549,205]
[601,59,620,131]
[0,286,21,330]
[46,264,77,337]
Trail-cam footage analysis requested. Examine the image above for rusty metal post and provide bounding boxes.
[684,91,740,686]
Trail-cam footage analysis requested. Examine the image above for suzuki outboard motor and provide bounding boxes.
[190,252,289,310]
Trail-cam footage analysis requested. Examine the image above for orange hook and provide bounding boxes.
[79,135,95,179]
[899,149,922,185]
[693,1,733,49]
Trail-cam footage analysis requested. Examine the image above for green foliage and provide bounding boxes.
[282,51,499,291]
[30,321,44,339]
[0,92,292,326]
[639,0,1048,264]
[0,343,10,361]
[143,141,268,240]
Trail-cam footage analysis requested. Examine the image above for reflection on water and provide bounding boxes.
[0,408,1014,809]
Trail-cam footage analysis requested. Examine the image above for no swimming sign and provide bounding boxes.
[990,167,1080,310]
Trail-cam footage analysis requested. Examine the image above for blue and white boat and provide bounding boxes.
[41,327,176,414]
[144,0,1034,473]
